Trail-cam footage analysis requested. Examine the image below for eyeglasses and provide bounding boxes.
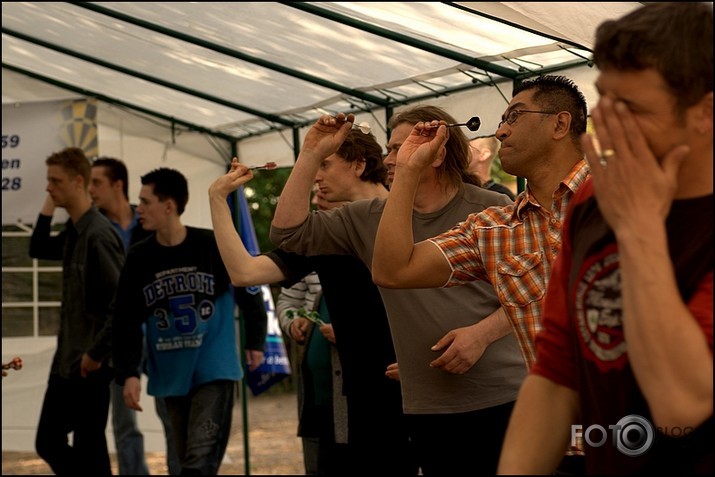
[498,109,558,128]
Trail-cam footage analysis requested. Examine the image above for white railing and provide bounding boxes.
[2,225,61,338]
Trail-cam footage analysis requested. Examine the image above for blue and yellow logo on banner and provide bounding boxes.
[57,99,98,156]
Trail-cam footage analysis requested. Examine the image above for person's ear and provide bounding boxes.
[114,179,125,194]
[693,91,713,135]
[552,111,572,140]
[75,174,86,191]
[354,158,366,177]
[431,146,447,169]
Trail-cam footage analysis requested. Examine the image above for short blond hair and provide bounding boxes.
[46,147,91,189]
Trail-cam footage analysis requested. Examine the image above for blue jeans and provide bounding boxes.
[165,380,235,475]
[112,382,181,475]
[35,368,113,476]
[111,380,149,475]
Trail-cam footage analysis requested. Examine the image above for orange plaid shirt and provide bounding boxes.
[429,161,590,368]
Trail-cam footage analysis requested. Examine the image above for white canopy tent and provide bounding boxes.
[3,0,649,461]
[2,1,643,227]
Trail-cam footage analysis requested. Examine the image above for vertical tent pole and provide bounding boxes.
[229,141,251,475]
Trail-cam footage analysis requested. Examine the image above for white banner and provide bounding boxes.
[1,99,98,225]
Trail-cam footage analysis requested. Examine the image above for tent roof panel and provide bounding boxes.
[2,35,260,129]
[2,2,643,142]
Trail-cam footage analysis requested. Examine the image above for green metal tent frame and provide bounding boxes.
[2,2,599,472]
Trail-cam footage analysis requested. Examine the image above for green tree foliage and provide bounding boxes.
[490,155,516,185]
[240,166,292,254]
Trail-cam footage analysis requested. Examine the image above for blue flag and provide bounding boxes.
[234,185,292,396]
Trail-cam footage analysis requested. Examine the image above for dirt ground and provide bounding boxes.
[1,389,304,476]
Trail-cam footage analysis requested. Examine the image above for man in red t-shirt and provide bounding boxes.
[498,3,713,475]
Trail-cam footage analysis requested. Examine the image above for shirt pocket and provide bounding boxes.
[496,251,546,307]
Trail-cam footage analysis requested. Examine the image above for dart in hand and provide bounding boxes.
[444,116,481,132]
[2,357,22,377]
[248,162,278,171]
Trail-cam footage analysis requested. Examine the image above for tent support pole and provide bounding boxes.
[292,128,301,162]
[231,140,252,475]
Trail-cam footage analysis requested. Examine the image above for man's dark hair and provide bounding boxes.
[513,75,588,147]
[141,168,189,216]
[592,2,713,114]
[92,157,129,199]
[337,129,388,186]
[46,147,91,188]
[388,105,479,189]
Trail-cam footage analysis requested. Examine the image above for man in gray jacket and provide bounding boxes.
[30,147,125,476]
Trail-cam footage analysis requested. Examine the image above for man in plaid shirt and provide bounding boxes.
[372,75,589,369]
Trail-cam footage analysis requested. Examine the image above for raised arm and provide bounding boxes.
[208,158,285,286]
[29,194,65,260]
[272,113,354,229]
[372,121,452,288]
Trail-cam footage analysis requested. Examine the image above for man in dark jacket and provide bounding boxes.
[30,147,125,476]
